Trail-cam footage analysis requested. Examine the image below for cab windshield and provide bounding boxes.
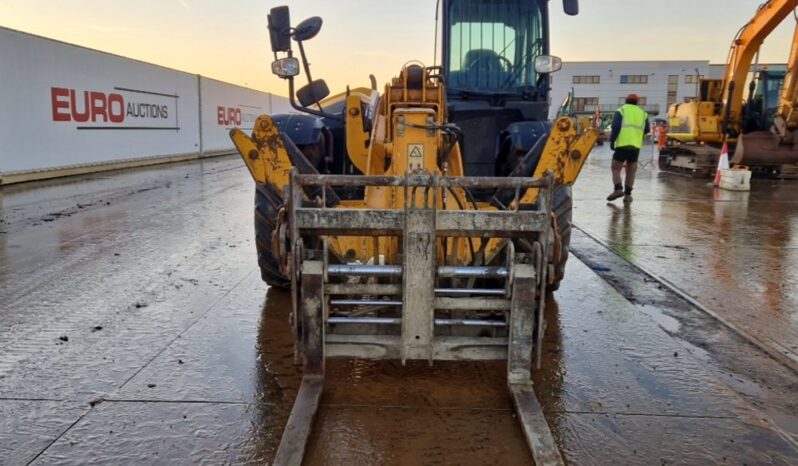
[752,71,785,128]
[446,0,544,93]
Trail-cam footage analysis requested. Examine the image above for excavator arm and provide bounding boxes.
[776,23,798,133]
[722,0,797,136]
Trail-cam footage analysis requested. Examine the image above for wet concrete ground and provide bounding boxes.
[574,143,798,367]
[0,153,797,464]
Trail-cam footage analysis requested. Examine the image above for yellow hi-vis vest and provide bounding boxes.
[616,104,647,149]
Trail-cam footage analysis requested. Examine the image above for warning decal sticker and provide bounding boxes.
[409,144,424,158]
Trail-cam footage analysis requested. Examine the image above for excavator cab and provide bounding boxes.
[743,70,786,132]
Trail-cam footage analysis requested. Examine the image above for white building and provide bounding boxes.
[707,62,787,79]
[549,60,710,120]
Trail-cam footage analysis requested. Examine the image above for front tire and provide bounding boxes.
[254,184,290,288]
[548,184,573,291]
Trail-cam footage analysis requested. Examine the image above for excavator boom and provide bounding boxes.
[778,25,798,130]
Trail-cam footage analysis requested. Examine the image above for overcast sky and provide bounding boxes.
[0,0,793,95]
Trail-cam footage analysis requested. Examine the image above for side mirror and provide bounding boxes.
[563,0,579,15]
[294,16,323,42]
[534,55,563,74]
[271,57,300,78]
[268,6,292,52]
[297,79,330,107]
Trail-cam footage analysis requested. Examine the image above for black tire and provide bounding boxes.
[498,133,572,292]
[658,154,671,170]
[548,184,573,291]
[255,183,290,288]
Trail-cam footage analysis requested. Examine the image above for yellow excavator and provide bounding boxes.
[663,0,798,178]
[230,1,596,464]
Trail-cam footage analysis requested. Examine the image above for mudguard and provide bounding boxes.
[272,114,327,147]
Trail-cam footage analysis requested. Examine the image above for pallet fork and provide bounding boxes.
[272,171,565,466]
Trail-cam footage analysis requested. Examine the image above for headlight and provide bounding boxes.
[534,55,563,74]
[271,57,300,78]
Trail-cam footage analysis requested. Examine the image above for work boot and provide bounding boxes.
[606,190,624,201]
[623,187,633,203]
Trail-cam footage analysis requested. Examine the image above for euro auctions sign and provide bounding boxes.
[217,106,242,126]
[50,86,180,130]
[216,104,262,128]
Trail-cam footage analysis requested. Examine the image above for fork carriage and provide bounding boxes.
[274,170,564,465]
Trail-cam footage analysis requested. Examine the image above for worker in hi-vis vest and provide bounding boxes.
[607,93,650,203]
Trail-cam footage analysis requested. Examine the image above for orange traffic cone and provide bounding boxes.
[713,142,730,186]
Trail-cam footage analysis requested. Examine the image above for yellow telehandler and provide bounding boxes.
[230,1,596,464]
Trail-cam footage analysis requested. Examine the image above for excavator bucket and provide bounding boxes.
[732,131,798,175]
